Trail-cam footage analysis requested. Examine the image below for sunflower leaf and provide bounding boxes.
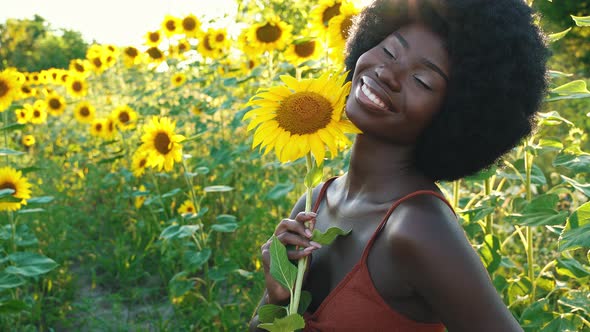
[258,313,305,332]
[311,226,351,245]
[0,148,24,156]
[269,235,298,293]
[0,123,26,132]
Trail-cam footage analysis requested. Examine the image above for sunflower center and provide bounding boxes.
[178,43,188,52]
[187,206,194,212]
[154,132,172,154]
[340,15,353,40]
[95,123,102,131]
[0,80,8,97]
[73,81,82,92]
[276,92,333,135]
[256,23,282,43]
[147,47,163,59]
[0,181,16,194]
[118,111,130,123]
[125,47,138,57]
[149,32,160,43]
[33,110,40,118]
[183,17,196,31]
[93,57,102,68]
[175,76,182,83]
[139,159,147,168]
[322,3,341,27]
[49,98,61,110]
[295,41,316,58]
[74,63,84,72]
[80,107,90,117]
[215,33,224,42]
[166,20,176,31]
[203,36,213,51]
[22,86,31,94]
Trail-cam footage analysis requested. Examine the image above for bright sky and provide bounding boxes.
[1,0,238,46]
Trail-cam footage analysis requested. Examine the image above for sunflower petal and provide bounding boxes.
[309,134,325,165]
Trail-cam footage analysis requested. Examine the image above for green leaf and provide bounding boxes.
[26,196,54,204]
[460,206,495,223]
[266,182,294,200]
[0,299,29,314]
[0,123,26,132]
[204,185,233,193]
[551,80,590,95]
[183,248,211,272]
[571,15,590,26]
[548,70,573,79]
[507,276,531,305]
[497,159,546,185]
[547,27,571,43]
[0,148,24,156]
[298,290,312,315]
[558,290,589,315]
[477,234,501,274]
[0,272,25,291]
[561,175,590,197]
[269,235,298,292]
[5,252,58,277]
[159,224,201,240]
[553,153,590,174]
[258,304,287,323]
[520,298,553,330]
[161,188,182,198]
[304,162,323,188]
[216,214,237,223]
[258,313,306,332]
[311,226,352,245]
[464,166,496,181]
[19,166,45,175]
[211,223,238,232]
[540,313,583,332]
[208,260,239,281]
[536,111,574,127]
[511,210,569,227]
[169,271,194,297]
[556,258,590,278]
[559,202,590,251]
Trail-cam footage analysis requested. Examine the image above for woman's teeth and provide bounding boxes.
[361,83,387,109]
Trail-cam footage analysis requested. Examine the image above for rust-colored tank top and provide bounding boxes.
[303,177,451,332]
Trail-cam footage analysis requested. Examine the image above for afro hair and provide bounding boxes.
[345,0,549,182]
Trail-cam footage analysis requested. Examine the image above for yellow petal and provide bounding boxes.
[309,134,325,165]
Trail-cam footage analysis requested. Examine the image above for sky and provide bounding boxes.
[1,0,238,46]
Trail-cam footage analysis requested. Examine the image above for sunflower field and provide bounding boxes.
[0,0,589,331]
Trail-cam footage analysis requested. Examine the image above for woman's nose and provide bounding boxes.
[375,64,402,92]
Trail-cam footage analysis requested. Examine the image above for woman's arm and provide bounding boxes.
[388,195,523,332]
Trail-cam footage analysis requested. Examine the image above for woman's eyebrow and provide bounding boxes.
[393,32,449,83]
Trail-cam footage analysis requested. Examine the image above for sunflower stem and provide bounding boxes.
[523,141,536,305]
[150,171,170,222]
[290,153,314,316]
[3,110,9,164]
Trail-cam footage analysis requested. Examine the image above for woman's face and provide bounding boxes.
[345,22,450,145]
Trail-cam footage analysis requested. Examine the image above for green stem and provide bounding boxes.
[9,212,16,253]
[290,153,314,315]
[452,180,460,210]
[3,111,9,164]
[150,171,170,221]
[484,178,493,236]
[523,142,536,304]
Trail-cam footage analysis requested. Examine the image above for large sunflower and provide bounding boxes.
[244,71,361,164]
[139,116,185,172]
[74,101,95,124]
[247,17,292,54]
[0,69,23,111]
[328,3,360,49]
[162,15,180,37]
[0,167,32,211]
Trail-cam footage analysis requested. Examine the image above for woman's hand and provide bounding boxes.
[260,211,322,305]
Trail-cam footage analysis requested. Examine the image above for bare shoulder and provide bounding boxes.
[385,194,523,332]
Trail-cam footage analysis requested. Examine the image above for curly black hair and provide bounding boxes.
[344,0,549,182]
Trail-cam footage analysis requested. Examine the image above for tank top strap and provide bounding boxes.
[312,177,339,213]
[360,190,455,262]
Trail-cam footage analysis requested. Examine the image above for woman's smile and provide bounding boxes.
[355,76,398,113]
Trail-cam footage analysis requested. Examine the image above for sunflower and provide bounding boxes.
[15,104,31,124]
[122,46,142,67]
[131,150,149,177]
[111,105,138,130]
[284,35,325,67]
[146,47,165,63]
[29,100,48,124]
[139,116,185,172]
[88,55,106,74]
[0,69,23,111]
[328,3,360,49]
[237,28,259,58]
[28,72,41,85]
[66,75,88,98]
[74,101,95,124]
[90,118,106,137]
[134,185,147,208]
[45,92,66,116]
[197,29,224,59]
[0,167,32,211]
[181,14,201,38]
[311,0,343,35]
[19,84,36,99]
[209,28,230,50]
[244,71,361,164]
[177,199,196,216]
[103,116,117,140]
[69,59,89,77]
[171,73,187,87]
[162,15,180,37]
[22,135,35,147]
[145,30,162,47]
[247,17,293,54]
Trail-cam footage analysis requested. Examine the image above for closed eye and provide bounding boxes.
[383,47,396,59]
[414,76,432,90]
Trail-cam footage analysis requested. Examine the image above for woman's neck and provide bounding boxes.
[342,134,431,203]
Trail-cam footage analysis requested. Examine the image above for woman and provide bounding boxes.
[250,0,548,330]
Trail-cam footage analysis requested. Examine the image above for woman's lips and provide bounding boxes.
[356,76,398,113]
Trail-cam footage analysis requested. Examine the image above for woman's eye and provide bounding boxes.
[414,76,432,90]
[383,47,396,59]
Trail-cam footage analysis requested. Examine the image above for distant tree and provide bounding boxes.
[0,15,88,72]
